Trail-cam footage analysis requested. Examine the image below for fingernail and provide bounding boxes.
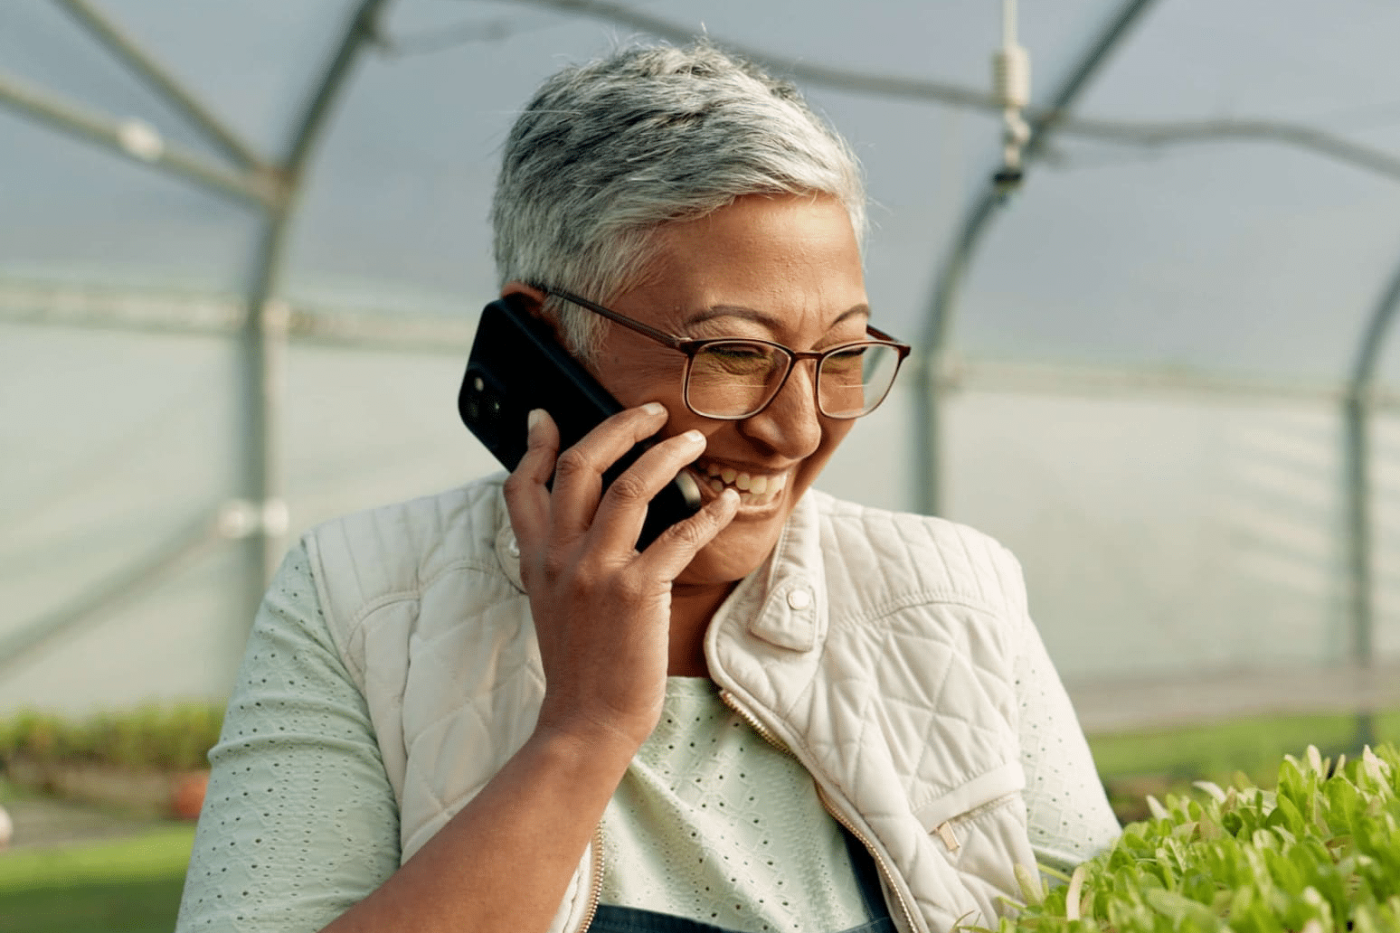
[682,429,705,446]
[641,401,666,417]
[527,409,544,432]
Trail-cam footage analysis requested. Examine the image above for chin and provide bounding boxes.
[676,515,786,587]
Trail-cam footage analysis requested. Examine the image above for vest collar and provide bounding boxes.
[494,508,526,592]
[708,491,827,656]
[743,491,826,652]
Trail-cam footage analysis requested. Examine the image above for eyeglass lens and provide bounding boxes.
[685,341,902,419]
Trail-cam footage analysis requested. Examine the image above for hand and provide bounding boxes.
[502,403,740,751]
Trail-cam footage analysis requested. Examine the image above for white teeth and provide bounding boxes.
[695,461,787,502]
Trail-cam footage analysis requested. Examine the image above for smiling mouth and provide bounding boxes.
[694,461,789,505]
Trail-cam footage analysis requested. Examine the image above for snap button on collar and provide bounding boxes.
[749,581,820,652]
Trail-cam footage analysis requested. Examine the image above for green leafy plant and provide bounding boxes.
[992,744,1400,932]
[0,703,224,772]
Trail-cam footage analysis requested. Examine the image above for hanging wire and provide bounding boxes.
[369,10,560,56]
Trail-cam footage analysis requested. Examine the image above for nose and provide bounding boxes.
[736,358,824,459]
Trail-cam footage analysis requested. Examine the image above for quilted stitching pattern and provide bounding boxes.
[709,491,1043,929]
[308,480,1115,933]
[310,478,597,933]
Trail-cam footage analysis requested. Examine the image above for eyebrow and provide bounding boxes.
[683,302,872,331]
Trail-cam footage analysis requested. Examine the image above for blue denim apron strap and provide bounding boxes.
[839,824,898,933]
[585,905,741,933]
[587,827,896,933]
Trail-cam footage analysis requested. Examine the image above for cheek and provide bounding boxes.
[598,354,687,409]
[795,420,856,485]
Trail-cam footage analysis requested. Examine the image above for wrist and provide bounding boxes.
[531,705,654,769]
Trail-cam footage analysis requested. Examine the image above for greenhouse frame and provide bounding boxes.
[2,0,1398,740]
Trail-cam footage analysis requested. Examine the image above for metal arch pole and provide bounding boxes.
[517,0,1400,185]
[0,69,278,209]
[238,0,393,625]
[912,0,1161,517]
[1341,254,1400,748]
[49,0,269,171]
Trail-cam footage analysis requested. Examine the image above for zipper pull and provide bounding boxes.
[935,820,960,853]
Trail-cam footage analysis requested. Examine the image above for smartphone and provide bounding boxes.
[458,293,703,550]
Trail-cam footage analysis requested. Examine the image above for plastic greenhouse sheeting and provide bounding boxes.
[1,0,1398,727]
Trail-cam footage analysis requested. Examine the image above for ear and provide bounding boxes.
[499,281,569,343]
[500,281,546,306]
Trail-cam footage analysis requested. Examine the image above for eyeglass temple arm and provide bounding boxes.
[865,323,909,350]
[547,285,910,356]
[540,287,690,350]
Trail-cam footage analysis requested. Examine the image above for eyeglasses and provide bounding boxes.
[543,287,911,421]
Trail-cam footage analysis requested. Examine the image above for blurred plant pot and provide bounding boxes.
[170,769,210,820]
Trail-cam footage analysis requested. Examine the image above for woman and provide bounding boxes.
[177,42,1119,933]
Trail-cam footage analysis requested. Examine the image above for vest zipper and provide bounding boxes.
[932,792,1020,854]
[718,689,924,933]
[575,823,605,933]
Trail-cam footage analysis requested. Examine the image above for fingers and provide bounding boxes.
[547,402,671,537]
[636,486,741,578]
[508,400,739,572]
[502,408,560,550]
[584,427,708,553]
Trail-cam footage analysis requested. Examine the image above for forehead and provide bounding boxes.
[625,194,867,339]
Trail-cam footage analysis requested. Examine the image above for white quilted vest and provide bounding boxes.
[305,477,1038,933]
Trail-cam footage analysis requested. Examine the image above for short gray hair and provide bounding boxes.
[491,41,867,358]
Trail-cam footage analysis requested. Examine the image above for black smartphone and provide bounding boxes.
[458,293,703,550]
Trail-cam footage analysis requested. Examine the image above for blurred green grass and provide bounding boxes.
[1088,707,1400,821]
[0,825,195,933]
